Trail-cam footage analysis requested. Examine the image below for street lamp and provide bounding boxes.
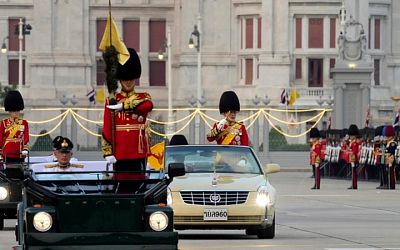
[262,95,271,162]
[158,26,174,136]
[1,37,8,53]
[59,95,78,144]
[188,25,200,52]
[16,18,32,86]
[188,21,202,144]
[262,95,271,106]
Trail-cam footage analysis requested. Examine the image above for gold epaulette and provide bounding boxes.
[144,92,152,100]
[70,163,84,168]
[44,163,58,168]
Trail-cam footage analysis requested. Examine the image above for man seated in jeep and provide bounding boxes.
[44,137,83,172]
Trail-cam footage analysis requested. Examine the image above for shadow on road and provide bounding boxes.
[178,233,257,240]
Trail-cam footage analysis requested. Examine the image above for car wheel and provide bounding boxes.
[0,212,4,230]
[257,215,275,239]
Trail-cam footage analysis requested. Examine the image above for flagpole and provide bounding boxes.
[108,0,112,44]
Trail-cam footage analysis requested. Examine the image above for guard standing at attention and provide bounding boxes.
[102,48,153,180]
[384,125,397,189]
[207,91,249,146]
[348,124,360,189]
[0,90,29,163]
[310,127,322,189]
[374,126,386,189]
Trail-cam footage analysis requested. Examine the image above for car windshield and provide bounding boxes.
[165,146,262,174]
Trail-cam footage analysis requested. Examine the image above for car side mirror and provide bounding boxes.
[168,163,186,178]
[263,163,280,174]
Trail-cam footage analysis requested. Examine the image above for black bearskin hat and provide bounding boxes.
[116,48,141,81]
[4,90,24,112]
[169,134,189,146]
[375,126,384,137]
[309,127,320,138]
[219,91,240,114]
[384,125,395,137]
[348,124,359,136]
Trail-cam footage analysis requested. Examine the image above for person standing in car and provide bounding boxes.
[207,91,249,146]
[0,91,29,163]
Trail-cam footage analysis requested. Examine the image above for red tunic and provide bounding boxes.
[320,139,327,161]
[349,139,360,164]
[373,143,381,165]
[309,141,322,165]
[0,117,29,159]
[340,142,350,164]
[207,121,249,146]
[102,91,153,160]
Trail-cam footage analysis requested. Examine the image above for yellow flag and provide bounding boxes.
[147,141,165,170]
[288,89,300,106]
[95,87,106,105]
[99,14,130,65]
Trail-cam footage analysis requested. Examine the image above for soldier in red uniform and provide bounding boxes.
[310,128,322,189]
[207,91,249,146]
[0,90,29,163]
[348,124,360,189]
[102,48,153,181]
[374,126,386,189]
[383,125,396,189]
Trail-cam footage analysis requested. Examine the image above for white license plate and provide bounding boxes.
[203,208,228,221]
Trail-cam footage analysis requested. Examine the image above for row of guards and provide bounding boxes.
[310,125,400,190]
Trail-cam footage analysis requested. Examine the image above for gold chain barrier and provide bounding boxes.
[24,107,332,138]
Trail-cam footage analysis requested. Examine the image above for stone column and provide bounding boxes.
[333,85,344,129]
[188,111,195,144]
[0,18,8,85]
[323,16,330,49]
[199,116,205,145]
[263,115,270,163]
[302,16,308,50]
[252,114,259,155]
[140,17,150,86]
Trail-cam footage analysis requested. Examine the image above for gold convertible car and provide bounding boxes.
[166,145,280,239]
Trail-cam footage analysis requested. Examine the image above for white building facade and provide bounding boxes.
[0,0,399,148]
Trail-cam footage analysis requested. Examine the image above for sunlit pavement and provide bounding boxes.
[1,172,399,250]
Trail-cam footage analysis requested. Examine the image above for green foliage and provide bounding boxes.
[149,122,166,146]
[269,126,288,148]
[30,130,53,151]
[270,143,309,151]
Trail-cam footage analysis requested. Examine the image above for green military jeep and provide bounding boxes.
[14,161,185,250]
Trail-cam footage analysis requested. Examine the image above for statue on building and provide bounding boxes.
[337,15,368,62]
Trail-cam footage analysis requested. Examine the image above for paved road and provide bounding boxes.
[1,172,399,250]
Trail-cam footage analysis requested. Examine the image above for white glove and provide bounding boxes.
[105,155,117,164]
[217,118,227,130]
[21,150,29,156]
[107,103,123,111]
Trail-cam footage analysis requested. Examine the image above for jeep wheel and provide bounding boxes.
[257,215,275,239]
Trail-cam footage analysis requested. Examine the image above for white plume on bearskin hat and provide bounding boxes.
[4,90,24,112]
